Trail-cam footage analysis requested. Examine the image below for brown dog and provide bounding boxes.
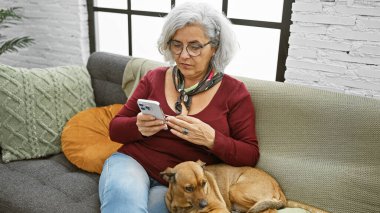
[160,160,286,213]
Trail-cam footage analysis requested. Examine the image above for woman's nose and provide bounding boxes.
[179,47,191,59]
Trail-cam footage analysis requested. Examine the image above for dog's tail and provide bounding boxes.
[286,200,330,213]
[247,199,285,213]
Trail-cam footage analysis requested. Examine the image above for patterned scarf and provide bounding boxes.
[172,64,223,115]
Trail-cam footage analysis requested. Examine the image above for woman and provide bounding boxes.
[99,2,259,213]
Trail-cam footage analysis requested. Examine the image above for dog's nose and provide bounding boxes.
[199,199,208,209]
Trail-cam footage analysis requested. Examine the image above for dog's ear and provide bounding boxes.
[160,167,176,183]
[196,159,206,168]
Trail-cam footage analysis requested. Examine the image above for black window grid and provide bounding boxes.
[86,0,294,82]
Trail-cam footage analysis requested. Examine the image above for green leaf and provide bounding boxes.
[0,7,34,56]
[0,7,22,24]
[0,37,35,55]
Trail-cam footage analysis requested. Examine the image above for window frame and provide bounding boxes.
[86,0,294,82]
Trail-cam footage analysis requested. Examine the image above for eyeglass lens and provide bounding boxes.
[169,40,210,57]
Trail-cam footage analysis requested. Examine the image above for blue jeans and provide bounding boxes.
[99,152,169,213]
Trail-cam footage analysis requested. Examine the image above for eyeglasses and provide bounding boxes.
[168,40,211,57]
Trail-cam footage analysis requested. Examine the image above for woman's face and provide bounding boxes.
[170,24,216,81]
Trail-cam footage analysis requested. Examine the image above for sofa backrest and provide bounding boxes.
[86,52,380,213]
[87,52,129,106]
[237,76,380,213]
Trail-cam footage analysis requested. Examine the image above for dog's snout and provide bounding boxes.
[199,199,208,208]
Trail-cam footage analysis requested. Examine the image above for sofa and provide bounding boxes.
[1,51,379,213]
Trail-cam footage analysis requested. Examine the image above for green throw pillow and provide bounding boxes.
[0,64,95,162]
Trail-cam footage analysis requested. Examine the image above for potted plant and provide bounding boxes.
[0,7,34,56]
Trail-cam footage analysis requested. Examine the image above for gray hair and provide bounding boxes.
[157,2,238,73]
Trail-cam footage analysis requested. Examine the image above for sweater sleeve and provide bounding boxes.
[211,82,260,167]
[109,72,151,144]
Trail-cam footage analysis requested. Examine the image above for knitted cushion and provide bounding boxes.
[61,104,123,174]
[0,64,95,163]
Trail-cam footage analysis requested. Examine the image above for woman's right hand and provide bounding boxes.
[136,112,168,137]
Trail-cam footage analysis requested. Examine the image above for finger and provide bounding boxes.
[138,119,165,127]
[166,116,191,128]
[166,119,191,136]
[165,119,181,132]
[166,118,189,133]
[140,124,166,133]
[170,127,189,139]
[137,112,156,121]
[139,124,167,136]
[175,115,199,123]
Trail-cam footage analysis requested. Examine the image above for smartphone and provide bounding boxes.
[137,99,166,121]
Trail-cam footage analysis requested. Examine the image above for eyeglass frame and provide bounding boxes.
[168,40,212,57]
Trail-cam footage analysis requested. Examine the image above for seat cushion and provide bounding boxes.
[61,104,123,174]
[0,153,100,213]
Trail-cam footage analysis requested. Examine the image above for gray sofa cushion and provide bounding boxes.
[0,154,100,213]
[0,52,130,213]
[87,51,129,107]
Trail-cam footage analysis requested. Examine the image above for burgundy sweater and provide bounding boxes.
[109,67,259,185]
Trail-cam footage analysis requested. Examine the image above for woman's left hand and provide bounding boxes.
[166,115,215,149]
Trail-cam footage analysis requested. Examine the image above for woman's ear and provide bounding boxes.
[212,47,217,56]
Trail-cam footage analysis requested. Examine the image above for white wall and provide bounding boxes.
[2,0,380,99]
[0,0,89,68]
[286,0,380,99]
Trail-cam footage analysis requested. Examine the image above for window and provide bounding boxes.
[95,12,129,56]
[87,0,293,81]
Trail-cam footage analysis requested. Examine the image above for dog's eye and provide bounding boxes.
[185,186,194,192]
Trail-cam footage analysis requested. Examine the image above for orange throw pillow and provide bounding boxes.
[61,104,123,174]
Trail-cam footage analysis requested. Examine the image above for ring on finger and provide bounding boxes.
[182,128,189,135]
